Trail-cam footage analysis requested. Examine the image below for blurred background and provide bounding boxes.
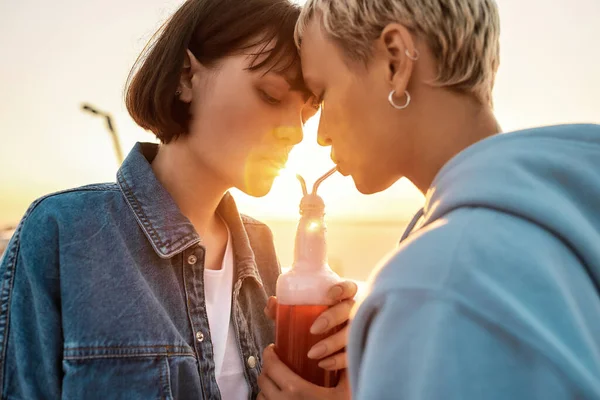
[1,0,599,280]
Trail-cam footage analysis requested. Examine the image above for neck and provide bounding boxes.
[405,92,501,194]
[151,140,227,237]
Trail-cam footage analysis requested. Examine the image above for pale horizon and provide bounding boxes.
[1,0,599,228]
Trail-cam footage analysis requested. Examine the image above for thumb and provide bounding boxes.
[264,296,278,320]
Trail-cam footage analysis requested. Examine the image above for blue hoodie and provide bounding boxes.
[348,124,600,399]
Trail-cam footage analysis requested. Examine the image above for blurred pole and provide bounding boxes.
[81,103,124,164]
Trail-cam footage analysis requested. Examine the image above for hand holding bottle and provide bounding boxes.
[263,280,358,370]
[258,281,356,399]
[257,346,351,400]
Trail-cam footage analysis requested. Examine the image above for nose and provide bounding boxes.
[273,105,307,146]
[317,120,332,147]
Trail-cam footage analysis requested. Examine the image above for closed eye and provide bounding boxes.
[259,90,281,105]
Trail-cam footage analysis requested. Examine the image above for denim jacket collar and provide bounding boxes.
[117,142,263,286]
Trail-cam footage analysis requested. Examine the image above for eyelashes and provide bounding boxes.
[259,89,282,105]
[257,86,321,124]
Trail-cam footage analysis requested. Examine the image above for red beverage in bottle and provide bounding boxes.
[275,168,342,388]
[276,304,340,387]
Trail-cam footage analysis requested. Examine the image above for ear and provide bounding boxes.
[377,23,417,95]
[177,49,203,103]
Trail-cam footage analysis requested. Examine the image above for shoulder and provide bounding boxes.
[518,123,600,137]
[21,183,121,223]
[370,207,566,296]
[356,207,589,358]
[5,183,122,256]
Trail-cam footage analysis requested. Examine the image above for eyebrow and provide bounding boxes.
[278,73,314,101]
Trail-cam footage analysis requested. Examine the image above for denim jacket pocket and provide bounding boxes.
[62,345,196,400]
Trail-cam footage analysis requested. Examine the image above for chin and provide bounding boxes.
[352,173,396,195]
[239,175,276,198]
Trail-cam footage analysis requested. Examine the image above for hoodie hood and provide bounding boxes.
[417,123,600,289]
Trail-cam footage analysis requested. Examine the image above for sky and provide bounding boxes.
[0,0,599,227]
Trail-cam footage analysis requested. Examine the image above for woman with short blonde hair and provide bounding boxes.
[257,1,600,399]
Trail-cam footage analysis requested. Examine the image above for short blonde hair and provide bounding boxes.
[296,0,500,105]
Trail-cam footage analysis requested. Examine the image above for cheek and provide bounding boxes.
[209,75,269,135]
[201,78,265,140]
[189,76,272,180]
[347,76,391,148]
[325,79,377,150]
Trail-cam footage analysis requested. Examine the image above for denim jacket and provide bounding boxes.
[0,143,280,399]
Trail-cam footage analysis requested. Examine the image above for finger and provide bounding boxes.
[318,351,348,371]
[263,296,277,320]
[327,280,358,302]
[261,345,306,393]
[310,299,355,334]
[257,373,281,399]
[307,326,348,360]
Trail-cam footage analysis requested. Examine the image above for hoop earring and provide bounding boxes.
[388,90,411,110]
[405,48,419,61]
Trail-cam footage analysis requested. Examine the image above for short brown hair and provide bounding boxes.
[126,0,302,143]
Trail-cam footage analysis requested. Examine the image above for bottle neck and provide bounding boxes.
[293,204,327,271]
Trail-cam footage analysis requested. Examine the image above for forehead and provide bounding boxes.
[243,37,308,90]
[299,18,369,90]
[298,19,334,80]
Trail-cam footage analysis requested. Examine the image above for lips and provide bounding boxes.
[261,154,288,170]
[330,149,349,175]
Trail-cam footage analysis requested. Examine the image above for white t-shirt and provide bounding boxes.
[204,227,249,400]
